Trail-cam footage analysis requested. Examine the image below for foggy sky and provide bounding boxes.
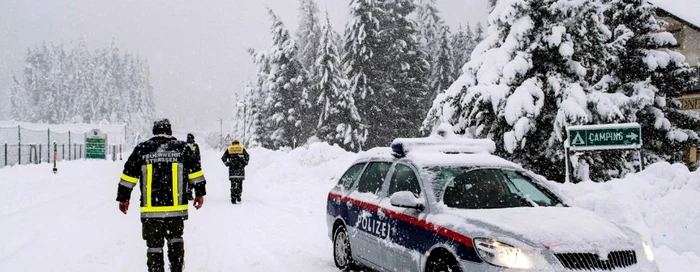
[0,0,488,133]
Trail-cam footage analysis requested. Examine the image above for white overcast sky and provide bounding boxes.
[0,0,488,132]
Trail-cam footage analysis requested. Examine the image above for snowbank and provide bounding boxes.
[555,162,700,257]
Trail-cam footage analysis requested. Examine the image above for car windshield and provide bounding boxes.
[425,166,562,209]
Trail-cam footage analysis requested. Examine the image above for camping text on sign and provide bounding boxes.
[85,129,108,159]
[567,123,642,151]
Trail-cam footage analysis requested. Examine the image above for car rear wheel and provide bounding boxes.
[333,225,358,271]
[425,249,462,272]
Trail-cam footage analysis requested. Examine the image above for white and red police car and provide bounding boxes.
[326,126,658,272]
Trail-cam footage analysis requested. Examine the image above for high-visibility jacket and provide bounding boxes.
[116,135,207,221]
[221,144,249,179]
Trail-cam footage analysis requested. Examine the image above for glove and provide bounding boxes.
[119,201,129,214]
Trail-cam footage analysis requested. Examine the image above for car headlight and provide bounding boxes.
[474,238,533,269]
[642,239,655,262]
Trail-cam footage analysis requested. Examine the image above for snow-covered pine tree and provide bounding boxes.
[422,24,457,135]
[296,0,324,132]
[416,0,442,65]
[434,24,455,95]
[9,40,155,134]
[105,41,126,124]
[416,0,452,126]
[55,44,75,123]
[8,75,32,121]
[233,80,260,146]
[247,48,271,147]
[424,0,612,181]
[450,24,469,80]
[130,57,156,134]
[474,21,485,44]
[258,9,311,149]
[334,29,345,63]
[597,0,700,170]
[428,24,455,117]
[315,13,365,151]
[296,0,322,73]
[488,0,498,13]
[343,0,384,144]
[68,38,95,123]
[371,0,430,146]
[24,43,54,123]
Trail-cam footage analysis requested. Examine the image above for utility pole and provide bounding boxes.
[217,117,223,148]
[239,101,247,146]
[237,99,248,146]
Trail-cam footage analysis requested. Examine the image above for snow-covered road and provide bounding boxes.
[0,147,349,272]
[0,143,698,271]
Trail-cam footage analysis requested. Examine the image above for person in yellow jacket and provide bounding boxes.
[221,140,249,204]
[116,119,206,272]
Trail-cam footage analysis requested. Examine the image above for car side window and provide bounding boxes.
[388,164,421,197]
[443,169,509,209]
[357,162,392,195]
[338,163,366,190]
[501,170,557,206]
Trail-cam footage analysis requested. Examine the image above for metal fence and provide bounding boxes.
[0,125,124,168]
[1,143,86,166]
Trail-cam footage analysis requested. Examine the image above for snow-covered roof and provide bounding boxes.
[651,0,700,29]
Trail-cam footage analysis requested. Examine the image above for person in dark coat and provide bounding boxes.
[185,133,201,201]
[116,118,207,272]
[221,140,249,204]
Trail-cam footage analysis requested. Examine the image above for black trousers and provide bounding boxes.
[143,218,185,272]
[230,178,244,201]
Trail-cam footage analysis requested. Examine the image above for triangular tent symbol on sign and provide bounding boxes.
[572,132,585,145]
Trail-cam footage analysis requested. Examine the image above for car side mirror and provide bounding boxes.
[390,191,425,211]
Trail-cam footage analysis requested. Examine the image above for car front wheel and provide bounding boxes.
[333,225,358,271]
[425,250,462,272]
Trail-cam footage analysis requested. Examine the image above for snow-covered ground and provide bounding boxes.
[0,143,698,271]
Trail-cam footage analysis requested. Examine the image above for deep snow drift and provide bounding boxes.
[0,142,698,271]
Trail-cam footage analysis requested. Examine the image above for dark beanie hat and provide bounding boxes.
[187,133,195,143]
[153,118,172,135]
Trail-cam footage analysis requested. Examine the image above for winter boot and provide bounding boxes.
[146,248,165,272]
[168,239,185,272]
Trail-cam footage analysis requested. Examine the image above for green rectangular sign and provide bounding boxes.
[567,123,642,151]
[85,130,107,159]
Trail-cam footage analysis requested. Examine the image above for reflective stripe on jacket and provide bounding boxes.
[221,144,249,178]
[117,135,207,220]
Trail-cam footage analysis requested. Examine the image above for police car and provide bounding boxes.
[326,127,659,272]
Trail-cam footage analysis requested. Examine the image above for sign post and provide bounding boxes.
[566,123,644,181]
[52,142,57,173]
[85,129,108,160]
[564,141,571,183]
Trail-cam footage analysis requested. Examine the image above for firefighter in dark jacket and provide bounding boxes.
[185,133,201,201]
[221,140,249,204]
[116,119,207,272]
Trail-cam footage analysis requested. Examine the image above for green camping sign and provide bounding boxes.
[567,123,642,151]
